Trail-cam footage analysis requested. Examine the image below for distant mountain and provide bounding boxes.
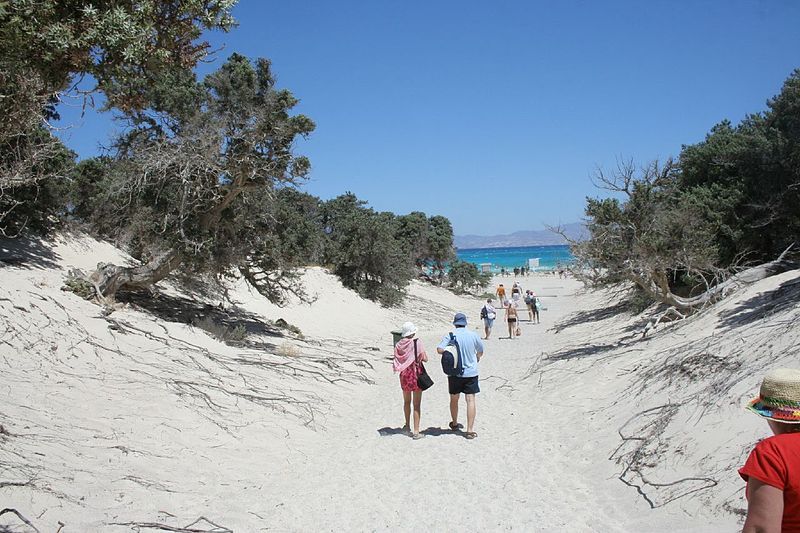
[454,222,587,249]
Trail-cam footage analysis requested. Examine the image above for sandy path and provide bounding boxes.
[245,274,737,532]
[1,240,747,532]
[244,276,645,531]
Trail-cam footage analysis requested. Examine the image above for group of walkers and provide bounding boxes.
[389,279,541,441]
[485,282,540,340]
[389,284,800,532]
[391,313,484,440]
[499,266,531,277]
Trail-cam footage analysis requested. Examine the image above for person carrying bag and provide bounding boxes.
[392,322,429,440]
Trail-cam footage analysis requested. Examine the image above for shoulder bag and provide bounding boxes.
[414,339,433,390]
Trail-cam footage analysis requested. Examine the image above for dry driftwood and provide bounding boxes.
[0,508,41,533]
[110,516,232,532]
[630,244,797,314]
[89,250,183,303]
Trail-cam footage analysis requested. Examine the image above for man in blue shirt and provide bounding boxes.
[437,312,485,439]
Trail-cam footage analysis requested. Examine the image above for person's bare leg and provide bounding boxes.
[449,393,459,427]
[402,391,411,429]
[466,394,477,434]
[528,306,533,321]
[508,321,513,339]
[484,322,490,339]
[412,391,422,435]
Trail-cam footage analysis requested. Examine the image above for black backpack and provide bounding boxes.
[440,332,464,377]
[480,306,487,319]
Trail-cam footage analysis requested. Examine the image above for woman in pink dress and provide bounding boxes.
[393,322,428,439]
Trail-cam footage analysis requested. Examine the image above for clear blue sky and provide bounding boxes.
[55,0,800,236]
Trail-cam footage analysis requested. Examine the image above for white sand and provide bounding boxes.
[2,234,797,531]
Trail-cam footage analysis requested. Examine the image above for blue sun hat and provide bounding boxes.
[452,312,467,326]
[746,368,800,424]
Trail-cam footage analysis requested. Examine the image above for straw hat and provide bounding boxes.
[400,322,417,338]
[747,368,800,424]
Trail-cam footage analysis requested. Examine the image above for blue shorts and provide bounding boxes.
[483,317,494,328]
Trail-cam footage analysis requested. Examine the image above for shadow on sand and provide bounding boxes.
[546,342,620,362]
[377,426,465,438]
[117,290,287,351]
[717,275,800,329]
[553,299,632,333]
[0,236,61,270]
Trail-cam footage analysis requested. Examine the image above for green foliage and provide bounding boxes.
[574,159,719,301]
[395,211,429,266]
[427,215,456,275]
[0,0,236,235]
[678,69,800,263]
[73,54,315,303]
[447,259,491,293]
[577,69,800,311]
[68,157,114,223]
[0,1,460,312]
[322,193,414,306]
[317,192,456,306]
[0,0,236,119]
[269,188,325,266]
[0,125,75,235]
[394,211,456,278]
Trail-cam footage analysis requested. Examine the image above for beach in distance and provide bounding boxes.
[3,234,795,531]
[456,244,574,271]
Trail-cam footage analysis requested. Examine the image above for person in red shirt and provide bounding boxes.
[739,368,800,533]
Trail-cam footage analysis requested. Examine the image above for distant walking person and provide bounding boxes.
[511,282,522,307]
[480,298,496,339]
[505,300,519,339]
[524,290,534,322]
[739,368,800,532]
[437,313,484,439]
[531,292,541,324]
[392,322,428,439]
[495,283,506,304]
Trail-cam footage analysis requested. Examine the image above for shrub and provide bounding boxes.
[447,259,491,293]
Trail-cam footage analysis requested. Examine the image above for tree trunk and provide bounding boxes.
[630,250,798,314]
[89,249,183,301]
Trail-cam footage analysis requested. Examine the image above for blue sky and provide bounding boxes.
[55,0,800,235]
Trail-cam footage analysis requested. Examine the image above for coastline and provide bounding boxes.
[456,244,574,272]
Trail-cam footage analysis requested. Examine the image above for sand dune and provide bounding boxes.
[2,234,798,531]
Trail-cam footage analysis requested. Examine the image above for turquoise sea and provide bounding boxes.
[456,245,574,272]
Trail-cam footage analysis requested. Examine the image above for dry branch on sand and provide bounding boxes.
[0,508,41,533]
[1,281,376,436]
[1,271,389,529]
[632,246,798,316]
[609,403,719,509]
[111,516,232,532]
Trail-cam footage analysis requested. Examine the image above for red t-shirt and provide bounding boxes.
[739,433,800,532]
